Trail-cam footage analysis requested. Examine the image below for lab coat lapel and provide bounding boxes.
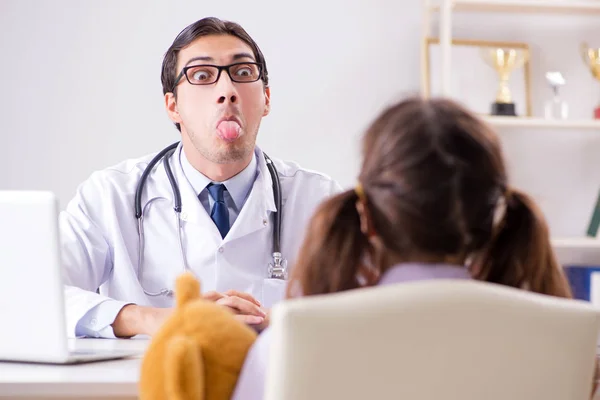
[224,148,277,243]
[139,146,178,208]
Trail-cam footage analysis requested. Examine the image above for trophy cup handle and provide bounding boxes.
[581,42,590,64]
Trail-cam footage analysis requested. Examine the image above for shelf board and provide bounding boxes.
[552,237,600,266]
[481,116,600,129]
[553,237,600,249]
[430,0,600,15]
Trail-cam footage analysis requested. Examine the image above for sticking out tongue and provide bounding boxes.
[217,120,241,141]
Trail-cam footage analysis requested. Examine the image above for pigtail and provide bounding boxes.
[475,189,572,298]
[286,190,371,297]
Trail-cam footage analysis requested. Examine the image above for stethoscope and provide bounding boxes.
[134,141,288,297]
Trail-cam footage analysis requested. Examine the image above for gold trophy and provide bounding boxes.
[480,47,529,116]
[580,42,600,119]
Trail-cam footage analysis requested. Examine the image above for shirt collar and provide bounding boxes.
[179,146,258,210]
[377,262,471,286]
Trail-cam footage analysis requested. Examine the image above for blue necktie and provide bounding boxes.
[207,183,230,239]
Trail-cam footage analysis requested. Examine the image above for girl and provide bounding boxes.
[231,96,594,399]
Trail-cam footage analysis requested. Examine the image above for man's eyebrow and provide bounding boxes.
[185,56,214,66]
[232,52,256,61]
[183,53,256,67]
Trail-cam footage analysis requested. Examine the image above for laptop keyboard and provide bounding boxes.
[70,350,96,355]
[69,349,126,357]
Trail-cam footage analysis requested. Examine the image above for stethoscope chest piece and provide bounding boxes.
[268,252,288,280]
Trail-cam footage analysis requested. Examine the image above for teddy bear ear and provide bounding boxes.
[175,271,201,308]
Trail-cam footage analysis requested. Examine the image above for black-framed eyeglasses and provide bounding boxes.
[173,62,263,89]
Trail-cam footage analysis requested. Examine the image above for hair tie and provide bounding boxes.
[355,183,366,201]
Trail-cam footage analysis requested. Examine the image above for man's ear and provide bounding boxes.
[263,87,271,117]
[165,92,183,124]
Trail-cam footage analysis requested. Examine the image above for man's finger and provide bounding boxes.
[224,289,261,306]
[234,314,264,325]
[202,291,226,302]
[217,296,267,317]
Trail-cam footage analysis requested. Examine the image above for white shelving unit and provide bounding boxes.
[483,116,600,130]
[421,0,600,99]
[552,237,600,266]
[428,0,600,15]
[420,0,600,266]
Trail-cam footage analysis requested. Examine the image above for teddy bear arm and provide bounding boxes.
[165,335,205,400]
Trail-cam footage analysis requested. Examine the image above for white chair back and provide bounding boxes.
[265,280,600,400]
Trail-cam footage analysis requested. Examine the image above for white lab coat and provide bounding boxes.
[60,143,342,337]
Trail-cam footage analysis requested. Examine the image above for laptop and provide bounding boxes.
[0,190,140,364]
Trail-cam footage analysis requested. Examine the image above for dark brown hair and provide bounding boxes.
[288,97,572,299]
[161,17,269,131]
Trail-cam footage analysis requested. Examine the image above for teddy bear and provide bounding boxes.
[138,272,258,400]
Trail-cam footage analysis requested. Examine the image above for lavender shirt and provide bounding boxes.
[231,263,471,400]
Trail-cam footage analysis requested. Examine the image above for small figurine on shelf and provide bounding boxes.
[544,71,569,120]
[580,43,600,120]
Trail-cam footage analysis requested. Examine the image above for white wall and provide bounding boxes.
[0,0,420,205]
[0,0,599,237]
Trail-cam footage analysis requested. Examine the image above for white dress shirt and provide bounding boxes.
[179,148,258,228]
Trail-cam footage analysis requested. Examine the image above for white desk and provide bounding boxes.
[0,338,149,399]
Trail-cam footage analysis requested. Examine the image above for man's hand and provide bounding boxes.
[203,290,267,326]
[253,310,270,333]
[112,304,173,338]
[111,291,267,338]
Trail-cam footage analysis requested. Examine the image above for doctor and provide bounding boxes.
[60,17,341,338]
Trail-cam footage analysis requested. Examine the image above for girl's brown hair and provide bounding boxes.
[287,97,572,299]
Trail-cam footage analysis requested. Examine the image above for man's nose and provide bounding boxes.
[216,71,238,104]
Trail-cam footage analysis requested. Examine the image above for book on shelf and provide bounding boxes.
[587,188,600,238]
[564,266,600,306]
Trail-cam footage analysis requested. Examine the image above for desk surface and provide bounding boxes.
[0,338,148,398]
[2,338,600,399]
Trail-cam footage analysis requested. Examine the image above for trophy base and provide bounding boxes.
[594,106,600,120]
[491,102,517,116]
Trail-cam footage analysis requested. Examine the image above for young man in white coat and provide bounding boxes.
[60,17,342,338]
